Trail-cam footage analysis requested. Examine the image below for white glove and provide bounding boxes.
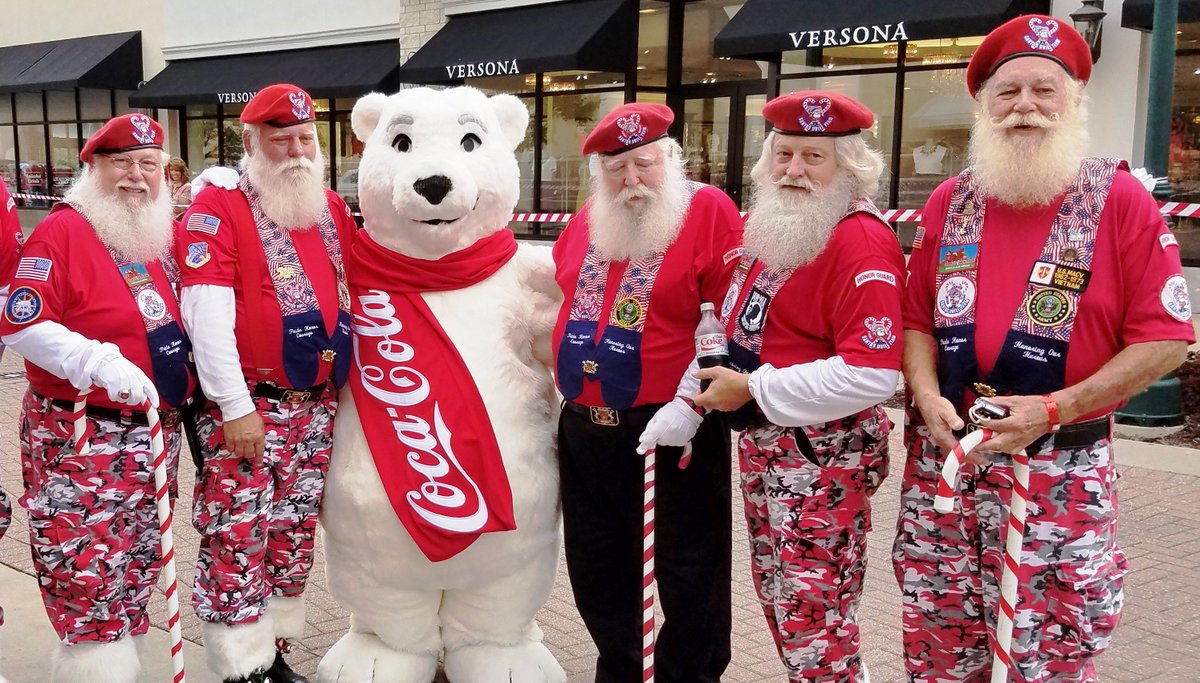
[92,355,160,407]
[1130,167,1165,192]
[191,166,240,194]
[637,398,704,455]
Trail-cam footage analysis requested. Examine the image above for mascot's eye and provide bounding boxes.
[461,133,482,152]
[392,134,412,152]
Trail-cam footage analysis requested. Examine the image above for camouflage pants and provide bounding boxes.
[20,390,181,644]
[893,413,1127,683]
[191,388,336,625]
[739,405,891,683]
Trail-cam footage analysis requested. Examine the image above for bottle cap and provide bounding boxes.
[700,302,715,312]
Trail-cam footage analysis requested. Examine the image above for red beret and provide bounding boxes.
[240,83,315,127]
[966,15,1092,96]
[79,113,163,164]
[581,103,673,156]
[763,91,874,137]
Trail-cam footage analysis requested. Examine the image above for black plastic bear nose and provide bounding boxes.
[413,175,453,205]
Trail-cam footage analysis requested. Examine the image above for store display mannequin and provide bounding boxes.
[912,138,948,175]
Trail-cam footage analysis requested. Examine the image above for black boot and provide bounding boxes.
[265,650,310,683]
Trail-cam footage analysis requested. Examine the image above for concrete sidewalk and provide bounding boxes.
[0,350,1197,680]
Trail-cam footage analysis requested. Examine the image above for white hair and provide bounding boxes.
[750,131,885,201]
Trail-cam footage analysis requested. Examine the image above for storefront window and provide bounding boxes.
[1167,37,1200,266]
[638,0,670,87]
[898,68,973,208]
[186,117,219,175]
[48,123,80,195]
[683,1,763,84]
[46,91,75,121]
[542,90,624,213]
[1,127,14,192]
[16,93,42,123]
[683,97,731,186]
[334,113,362,209]
[471,73,536,95]
[18,124,48,204]
[79,88,111,120]
[739,93,766,201]
[0,94,11,125]
[782,44,899,74]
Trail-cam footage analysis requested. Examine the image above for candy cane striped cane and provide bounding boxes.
[69,391,92,455]
[144,401,187,683]
[933,428,1030,683]
[642,446,656,683]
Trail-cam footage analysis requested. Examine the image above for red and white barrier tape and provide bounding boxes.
[11,191,1200,223]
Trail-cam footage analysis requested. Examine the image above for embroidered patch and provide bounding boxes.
[1024,17,1061,52]
[936,276,975,319]
[798,96,833,132]
[854,270,897,288]
[1028,288,1070,327]
[937,244,978,273]
[15,256,52,282]
[14,229,25,246]
[722,246,744,265]
[739,287,770,334]
[129,114,156,145]
[1160,233,1179,250]
[860,316,896,350]
[137,289,167,321]
[4,286,42,324]
[720,281,741,320]
[615,113,648,146]
[119,263,152,288]
[911,225,926,250]
[186,213,221,235]
[1161,274,1192,323]
[1029,261,1089,292]
[582,359,599,375]
[185,242,211,268]
[5,196,14,213]
[611,296,644,329]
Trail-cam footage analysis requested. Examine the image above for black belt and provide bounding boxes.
[46,396,180,428]
[252,381,330,404]
[562,400,663,427]
[957,416,1111,453]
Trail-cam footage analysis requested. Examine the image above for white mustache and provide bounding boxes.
[617,185,655,202]
[991,111,1061,129]
[772,176,817,191]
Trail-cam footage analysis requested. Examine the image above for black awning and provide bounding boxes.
[398,0,635,84]
[128,41,400,108]
[1122,0,1200,32]
[0,31,141,92]
[714,0,1051,58]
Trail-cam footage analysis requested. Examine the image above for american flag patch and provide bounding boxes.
[912,225,926,250]
[15,257,52,281]
[186,213,221,235]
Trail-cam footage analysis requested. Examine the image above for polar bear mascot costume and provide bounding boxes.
[316,86,566,683]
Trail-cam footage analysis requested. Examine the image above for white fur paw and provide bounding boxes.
[316,631,438,683]
[52,637,140,683]
[443,642,566,683]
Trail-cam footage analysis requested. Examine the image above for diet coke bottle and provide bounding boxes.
[695,302,730,391]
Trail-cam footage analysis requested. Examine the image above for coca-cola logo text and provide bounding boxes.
[696,333,727,355]
[353,289,489,533]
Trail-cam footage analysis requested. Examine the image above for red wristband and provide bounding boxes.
[1042,394,1061,433]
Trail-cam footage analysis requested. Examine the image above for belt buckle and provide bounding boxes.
[282,390,310,404]
[590,406,619,426]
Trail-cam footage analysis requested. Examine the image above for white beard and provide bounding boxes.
[968,105,1088,209]
[66,169,174,264]
[242,146,328,230]
[586,165,690,261]
[743,173,856,269]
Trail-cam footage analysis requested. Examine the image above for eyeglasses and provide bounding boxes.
[104,155,162,174]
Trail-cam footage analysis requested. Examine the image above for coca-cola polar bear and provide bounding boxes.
[316,86,565,683]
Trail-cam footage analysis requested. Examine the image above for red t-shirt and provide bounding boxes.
[552,184,744,407]
[904,169,1195,417]
[0,205,191,409]
[176,185,356,388]
[736,213,906,370]
[0,184,22,284]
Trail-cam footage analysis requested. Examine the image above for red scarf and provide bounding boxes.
[347,230,518,561]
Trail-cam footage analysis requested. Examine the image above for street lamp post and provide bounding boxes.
[1070,0,1107,63]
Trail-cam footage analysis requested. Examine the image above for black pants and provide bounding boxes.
[558,407,732,683]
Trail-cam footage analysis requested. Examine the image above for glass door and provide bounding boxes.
[679,81,766,206]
